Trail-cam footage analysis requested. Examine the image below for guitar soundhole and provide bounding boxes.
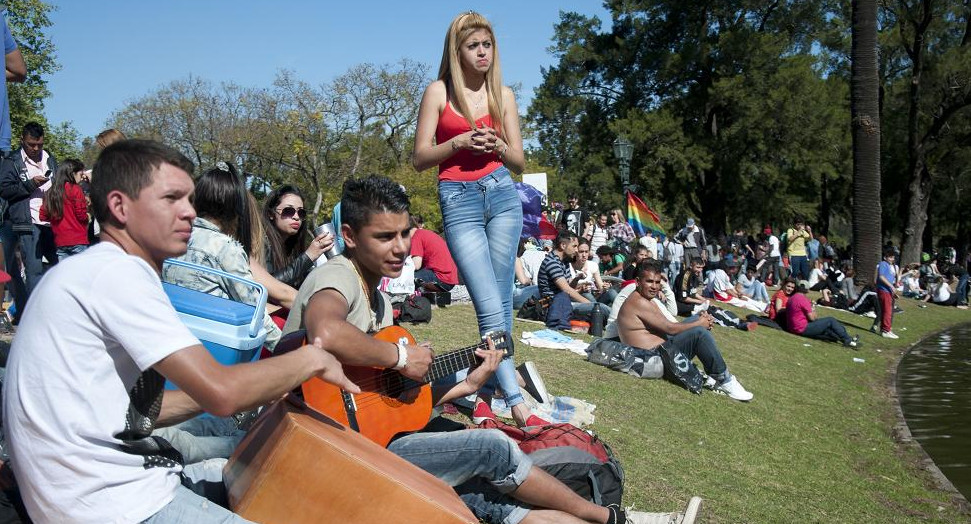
[381,373,421,406]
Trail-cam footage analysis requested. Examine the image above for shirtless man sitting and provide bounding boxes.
[283,175,701,524]
[616,261,754,402]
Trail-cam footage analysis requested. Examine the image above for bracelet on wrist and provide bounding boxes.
[450,139,459,152]
[392,341,408,370]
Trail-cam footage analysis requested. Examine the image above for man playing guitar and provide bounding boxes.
[282,175,699,524]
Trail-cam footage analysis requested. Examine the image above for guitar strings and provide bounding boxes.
[321,337,507,412]
[335,337,501,392]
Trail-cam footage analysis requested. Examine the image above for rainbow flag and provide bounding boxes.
[626,191,665,238]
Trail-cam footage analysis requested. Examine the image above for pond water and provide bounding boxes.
[897,324,971,499]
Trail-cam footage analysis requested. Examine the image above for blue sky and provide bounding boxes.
[42,1,611,140]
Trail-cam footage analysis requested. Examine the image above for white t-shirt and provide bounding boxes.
[638,235,658,259]
[708,269,734,295]
[520,249,547,285]
[768,235,781,257]
[569,259,600,287]
[807,268,826,288]
[589,225,609,254]
[3,243,200,523]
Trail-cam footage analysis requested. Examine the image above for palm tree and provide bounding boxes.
[851,0,882,283]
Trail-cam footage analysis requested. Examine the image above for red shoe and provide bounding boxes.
[472,401,497,425]
[524,415,550,427]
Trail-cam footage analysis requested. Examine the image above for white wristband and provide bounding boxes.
[392,341,408,370]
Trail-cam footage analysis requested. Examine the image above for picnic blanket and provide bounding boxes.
[488,395,596,427]
[520,330,589,356]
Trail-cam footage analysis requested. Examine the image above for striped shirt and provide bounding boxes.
[538,252,570,298]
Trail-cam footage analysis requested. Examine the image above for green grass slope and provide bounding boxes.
[407,298,971,523]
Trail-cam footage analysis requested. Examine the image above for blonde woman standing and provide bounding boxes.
[414,12,546,428]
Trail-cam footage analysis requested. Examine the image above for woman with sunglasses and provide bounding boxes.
[262,184,334,290]
[413,12,547,428]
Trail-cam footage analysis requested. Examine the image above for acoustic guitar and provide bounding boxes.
[301,325,509,447]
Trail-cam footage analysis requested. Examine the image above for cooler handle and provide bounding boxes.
[162,258,268,339]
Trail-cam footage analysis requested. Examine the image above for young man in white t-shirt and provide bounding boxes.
[2,140,357,523]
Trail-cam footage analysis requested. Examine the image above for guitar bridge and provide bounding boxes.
[341,390,360,432]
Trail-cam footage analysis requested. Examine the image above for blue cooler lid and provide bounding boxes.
[163,282,255,326]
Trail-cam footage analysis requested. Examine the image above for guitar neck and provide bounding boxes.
[425,342,489,383]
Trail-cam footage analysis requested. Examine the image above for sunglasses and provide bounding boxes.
[277,206,306,220]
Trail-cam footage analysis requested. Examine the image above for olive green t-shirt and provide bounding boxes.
[282,255,392,335]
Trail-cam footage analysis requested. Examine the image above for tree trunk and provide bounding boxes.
[819,174,831,236]
[850,0,883,283]
[901,164,933,264]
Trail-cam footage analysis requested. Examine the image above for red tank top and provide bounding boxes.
[435,102,502,182]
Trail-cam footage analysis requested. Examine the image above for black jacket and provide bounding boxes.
[0,149,57,232]
[262,242,314,289]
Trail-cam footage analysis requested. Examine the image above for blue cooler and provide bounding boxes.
[161,259,269,390]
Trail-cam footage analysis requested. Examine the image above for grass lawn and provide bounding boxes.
[407,297,971,523]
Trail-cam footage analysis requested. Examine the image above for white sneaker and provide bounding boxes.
[714,376,754,402]
[862,311,877,318]
[625,497,703,524]
[516,361,551,404]
[881,330,900,339]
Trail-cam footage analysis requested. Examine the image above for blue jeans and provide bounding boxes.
[142,483,251,523]
[664,326,729,381]
[790,255,809,281]
[55,243,87,261]
[513,284,539,309]
[388,429,532,524]
[667,260,682,284]
[439,167,524,407]
[956,273,969,306]
[742,279,769,303]
[152,416,245,464]
[799,317,851,344]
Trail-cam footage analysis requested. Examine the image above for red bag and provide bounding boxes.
[475,419,624,506]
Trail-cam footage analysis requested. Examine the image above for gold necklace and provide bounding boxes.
[351,260,377,331]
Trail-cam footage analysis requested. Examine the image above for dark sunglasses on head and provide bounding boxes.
[278,206,306,220]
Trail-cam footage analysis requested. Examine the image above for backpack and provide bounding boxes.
[392,295,432,324]
[516,296,550,321]
[476,419,624,507]
[585,338,663,379]
[655,342,704,394]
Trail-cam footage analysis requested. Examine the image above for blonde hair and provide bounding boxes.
[437,11,505,137]
[247,192,266,265]
[96,128,127,149]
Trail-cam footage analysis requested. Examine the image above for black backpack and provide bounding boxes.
[392,295,432,324]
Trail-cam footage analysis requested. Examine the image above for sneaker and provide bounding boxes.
[862,311,877,318]
[713,376,754,402]
[870,325,879,334]
[524,415,550,427]
[517,361,551,404]
[623,497,703,524]
[845,335,861,349]
[881,330,900,339]
[702,375,717,390]
[471,401,497,425]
